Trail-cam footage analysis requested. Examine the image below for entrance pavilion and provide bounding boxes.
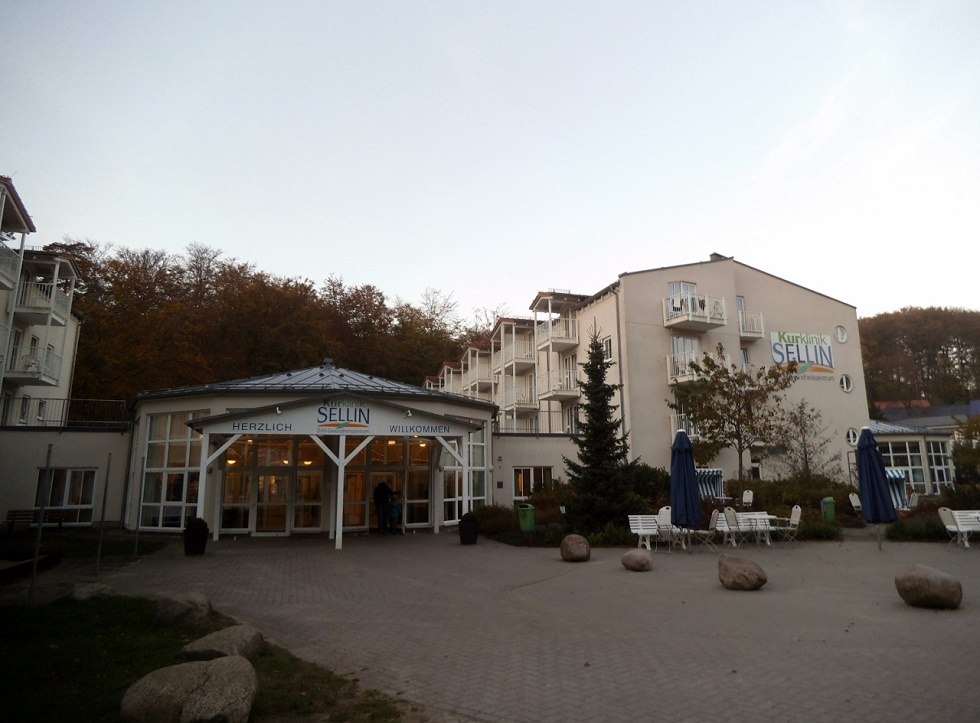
[127,360,496,549]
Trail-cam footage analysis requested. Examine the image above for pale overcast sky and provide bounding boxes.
[2,1,978,321]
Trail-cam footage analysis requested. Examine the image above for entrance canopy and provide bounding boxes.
[190,393,483,439]
[189,392,487,549]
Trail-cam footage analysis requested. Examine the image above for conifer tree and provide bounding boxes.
[564,328,641,534]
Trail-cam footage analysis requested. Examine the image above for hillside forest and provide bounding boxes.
[45,241,980,411]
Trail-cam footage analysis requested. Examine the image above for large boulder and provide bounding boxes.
[895,563,962,609]
[181,624,265,661]
[621,548,653,572]
[155,592,213,625]
[560,534,591,562]
[718,555,767,591]
[121,655,258,723]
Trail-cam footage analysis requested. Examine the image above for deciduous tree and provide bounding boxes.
[667,343,797,480]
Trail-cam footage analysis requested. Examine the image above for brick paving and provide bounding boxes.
[6,531,980,722]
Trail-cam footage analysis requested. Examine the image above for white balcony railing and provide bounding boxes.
[537,369,580,397]
[667,351,701,383]
[670,414,702,440]
[738,310,765,338]
[535,317,578,348]
[6,345,63,381]
[663,294,726,328]
[0,242,19,288]
[17,281,72,319]
[498,339,535,367]
[502,386,537,409]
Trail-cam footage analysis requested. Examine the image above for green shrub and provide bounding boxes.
[942,483,980,510]
[586,521,637,547]
[472,504,518,534]
[797,515,841,541]
[887,511,948,542]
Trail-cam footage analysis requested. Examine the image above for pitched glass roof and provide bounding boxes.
[137,358,495,410]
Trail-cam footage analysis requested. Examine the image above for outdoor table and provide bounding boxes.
[736,512,777,546]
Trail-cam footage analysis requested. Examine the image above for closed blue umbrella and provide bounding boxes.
[857,426,897,550]
[670,430,702,532]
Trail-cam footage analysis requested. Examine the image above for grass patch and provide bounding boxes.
[1,528,169,562]
[0,594,407,722]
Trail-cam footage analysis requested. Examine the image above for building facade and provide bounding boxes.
[127,364,496,547]
[431,253,878,504]
[0,175,960,537]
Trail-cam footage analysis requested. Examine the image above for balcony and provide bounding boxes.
[5,345,63,386]
[738,310,765,340]
[501,386,538,415]
[537,369,581,401]
[2,397,129,428]
[460,360,492,393]
[0,242,19,289]
[670,414,702,440]
[666,351,701,384]
[667,350,734,384]
[494,339,536,372]
[535,317,578,351]
[15,281,72,326]
[495,417,539,434]
[663,294,726,332]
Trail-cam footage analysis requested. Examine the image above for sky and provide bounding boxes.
[2,1,978,322]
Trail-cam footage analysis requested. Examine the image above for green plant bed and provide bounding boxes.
[886,513,948,542]
[0,595,406,722]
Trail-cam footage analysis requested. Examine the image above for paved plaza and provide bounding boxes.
[6,531,980,722]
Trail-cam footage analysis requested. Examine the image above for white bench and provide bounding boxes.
[627,514,660,550]
[940,508,980,548]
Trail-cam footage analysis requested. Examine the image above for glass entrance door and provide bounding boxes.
[256,473,288,534]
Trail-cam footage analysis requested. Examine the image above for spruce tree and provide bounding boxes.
[564,328,640,534]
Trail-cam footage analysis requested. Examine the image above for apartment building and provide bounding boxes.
[431,253,876,504]
[0,176,83,427]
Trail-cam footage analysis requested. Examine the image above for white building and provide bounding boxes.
[0,178,957,536]
[431,254,877,504]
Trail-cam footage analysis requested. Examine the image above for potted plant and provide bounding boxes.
[182,516,210,556]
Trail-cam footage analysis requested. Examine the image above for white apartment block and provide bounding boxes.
[0,174,955,536]
[0,176,83,427]
[430,253,875,503]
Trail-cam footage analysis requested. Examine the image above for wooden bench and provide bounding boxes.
[6,508,66,534]
[941,508,980,548]
[627,514,660,550]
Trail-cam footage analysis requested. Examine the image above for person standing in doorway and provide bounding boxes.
[373,480,393,535]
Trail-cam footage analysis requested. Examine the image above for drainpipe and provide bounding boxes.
[612,285,628,444]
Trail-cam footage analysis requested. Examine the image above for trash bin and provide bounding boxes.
[518,503,536,532]
[459,511,478,545]
[821,496,835,523]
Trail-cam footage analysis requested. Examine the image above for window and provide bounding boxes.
[34,467,96,524]
[141,409,208,529]
[670,336,700,378]
[879,440,925,494]
[846,428,859,445]
[601,336,613,361]
[19,395,31,424]
[835,325,848,343]
[839,374,854,393]
[927,441,955,491]
[563,405,579,434]
[513,467,553,499]
[741,347,750,372]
